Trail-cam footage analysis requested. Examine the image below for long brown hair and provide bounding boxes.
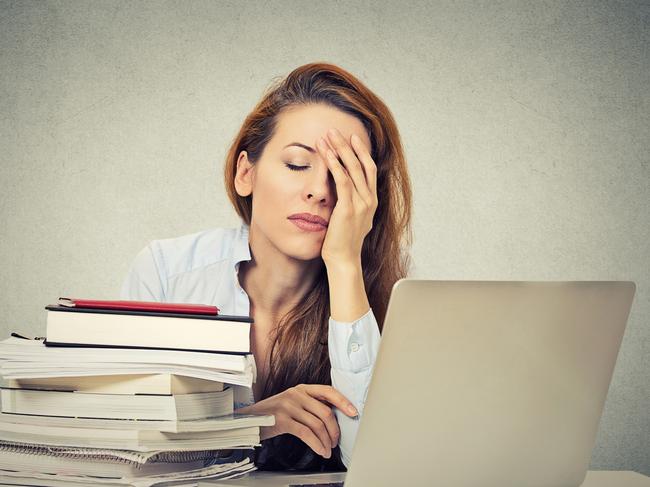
[223,62,412,467]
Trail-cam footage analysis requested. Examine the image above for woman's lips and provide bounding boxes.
[289,218,327,232]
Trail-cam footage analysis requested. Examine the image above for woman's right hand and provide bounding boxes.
[235,384,358,459]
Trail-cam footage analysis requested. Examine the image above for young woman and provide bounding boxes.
[121,62,413,471]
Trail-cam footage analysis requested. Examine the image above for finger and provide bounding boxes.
[301,384,358,417]
[317,138,353,204]
[326,128,370,199]
[299,393,341,448]
[350,133,377,205]
[285,416,330,458]
[317,135,350,178]
[287,403,332,457]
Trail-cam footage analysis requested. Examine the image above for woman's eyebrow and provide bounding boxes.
[283,142,316,153]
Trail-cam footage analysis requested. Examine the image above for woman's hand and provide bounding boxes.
[235,384,358,459]
[317,128,378,267]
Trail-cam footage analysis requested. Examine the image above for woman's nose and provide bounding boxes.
[305,165,336,204]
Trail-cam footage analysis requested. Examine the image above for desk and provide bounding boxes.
[198,470,650,487]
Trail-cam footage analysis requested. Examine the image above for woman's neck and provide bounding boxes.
[239,228,323,324]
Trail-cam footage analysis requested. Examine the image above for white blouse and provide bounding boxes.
[119,220,381,467]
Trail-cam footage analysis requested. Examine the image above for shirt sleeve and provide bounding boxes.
[328,307,381,468]
[119,242,166,301]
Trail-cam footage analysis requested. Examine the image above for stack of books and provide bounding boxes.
[0,298,272,486]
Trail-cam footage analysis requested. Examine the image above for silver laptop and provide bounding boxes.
[202,280,636,487]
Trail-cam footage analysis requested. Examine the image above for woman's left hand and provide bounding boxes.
[317,128,378,267]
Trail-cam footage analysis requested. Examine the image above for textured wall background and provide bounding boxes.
[1,0,648,475]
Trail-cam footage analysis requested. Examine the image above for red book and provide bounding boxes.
[58,298,219,315]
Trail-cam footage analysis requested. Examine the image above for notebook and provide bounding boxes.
[201,280,636,487]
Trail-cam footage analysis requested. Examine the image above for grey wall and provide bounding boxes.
[1,0,648,475]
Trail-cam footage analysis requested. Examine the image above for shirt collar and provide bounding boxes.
[232,219,252,271]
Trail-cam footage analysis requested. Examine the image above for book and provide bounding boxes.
[0,386,234,421]
[0,448,207,478]
[0,336,252,371]
[58,297,220,315]
[0,443,253,479]
[2,373,225,395]
[0,336,256,387]
[0,445,256,486]
[0,411,275,433]
[0,421,261,451]
[0,363,253,386]
[44,302,252,354]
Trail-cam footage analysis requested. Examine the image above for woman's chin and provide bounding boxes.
[295,251,324,263]
[285,245,324,263]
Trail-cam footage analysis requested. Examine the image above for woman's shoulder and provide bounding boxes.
[143,222,249,278]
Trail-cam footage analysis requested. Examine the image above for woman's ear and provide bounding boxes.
[234,150,255,197]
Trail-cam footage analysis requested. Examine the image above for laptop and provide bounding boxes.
[201,280,636,487]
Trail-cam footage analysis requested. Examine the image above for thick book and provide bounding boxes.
[0,411,275,433]
[2,373,224,395]
[0,336,252,372]
[0,449,256,487]
[0,336,256,387]
[0,449,206,479]
[0,444,248,479]
[0,386,234,421]
[1,363,253,386]
[0,420,261,451]
[44,302,252,354]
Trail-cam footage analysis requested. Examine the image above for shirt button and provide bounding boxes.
[350,342,360,353]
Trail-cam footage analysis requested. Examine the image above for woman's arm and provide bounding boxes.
[329,317,381,469]
[326,262,381,468]
[316,128,381,468]
[326,260,369,322]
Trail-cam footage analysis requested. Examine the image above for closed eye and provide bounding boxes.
[284,163,310,171]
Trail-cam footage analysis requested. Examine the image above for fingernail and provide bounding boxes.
[347,404,358,415]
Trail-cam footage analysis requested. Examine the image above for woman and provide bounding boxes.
[120,62,413,471]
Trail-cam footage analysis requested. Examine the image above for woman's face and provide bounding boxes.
[235,103,372,262]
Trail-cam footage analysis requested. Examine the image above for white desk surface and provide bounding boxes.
[198,470,650,487]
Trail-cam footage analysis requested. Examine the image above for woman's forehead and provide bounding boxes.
[273,104,371,149]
